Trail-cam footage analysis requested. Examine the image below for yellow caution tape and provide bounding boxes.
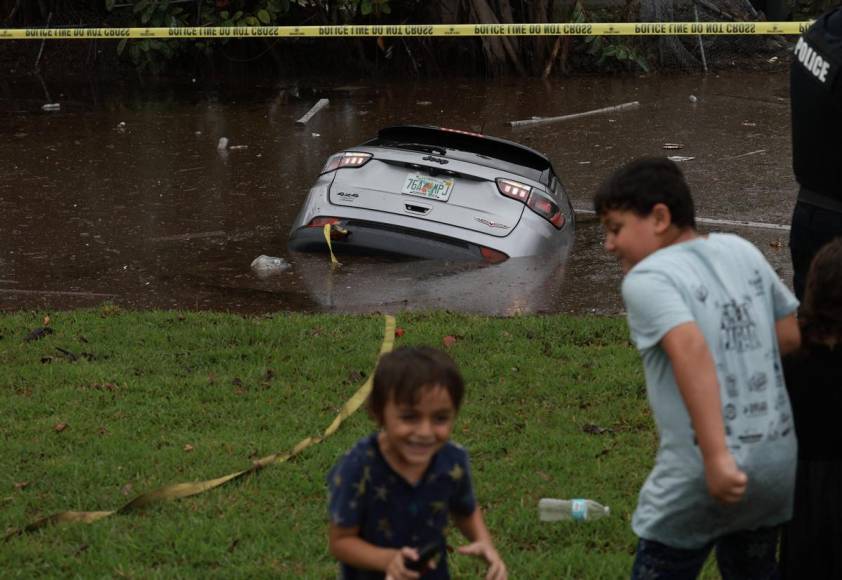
[323,223,341,269]
[5,314,396,540]
[0,21,811,40]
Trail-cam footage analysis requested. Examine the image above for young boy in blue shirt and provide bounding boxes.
[327,346,506,580]
[594,158,801,579]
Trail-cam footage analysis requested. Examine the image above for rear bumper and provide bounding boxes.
[288,219,488,261]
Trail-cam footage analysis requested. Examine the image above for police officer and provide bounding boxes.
[790,6,842,300]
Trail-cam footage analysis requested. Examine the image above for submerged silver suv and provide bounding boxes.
[288,125,574,263]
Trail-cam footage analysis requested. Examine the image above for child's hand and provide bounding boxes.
[458,541,508,580]
[704,452,748,503]
[385,547,421,580]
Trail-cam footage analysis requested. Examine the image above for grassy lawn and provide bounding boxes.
[0,308,718,578]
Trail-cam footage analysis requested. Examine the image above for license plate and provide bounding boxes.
[401,173,454,202]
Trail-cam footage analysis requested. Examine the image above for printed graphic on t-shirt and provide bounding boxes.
[743,400,769,418]
[724,403,737,420]
[724,373,739,398]
[719,298,761,353]
[748,270,765,297]
[748,372,768,392]
[694,284,709,304]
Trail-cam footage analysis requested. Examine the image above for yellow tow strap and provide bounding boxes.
[5,315,396,539]
[324,223,341,268]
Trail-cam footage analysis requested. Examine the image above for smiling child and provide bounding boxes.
[327,346,506,580]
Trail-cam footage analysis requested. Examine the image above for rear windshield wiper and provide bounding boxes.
[392,142,447,156]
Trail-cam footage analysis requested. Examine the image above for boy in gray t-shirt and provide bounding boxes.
[594,158,801,579]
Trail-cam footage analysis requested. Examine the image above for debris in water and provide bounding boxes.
[295,98,329,125]
[251,255,291,278]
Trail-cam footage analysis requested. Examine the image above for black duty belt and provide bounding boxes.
[798,187,842,213]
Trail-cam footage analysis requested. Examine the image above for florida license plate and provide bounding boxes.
[401,173,454,202]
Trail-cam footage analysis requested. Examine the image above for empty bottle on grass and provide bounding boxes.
[538,498,610,522]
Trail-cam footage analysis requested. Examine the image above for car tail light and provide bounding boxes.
[497,178,564,229]
[527,191,565,229]
[306,217,340,228]
[496,178,531,202]
[320,152,372,174]
[480,246,509,264]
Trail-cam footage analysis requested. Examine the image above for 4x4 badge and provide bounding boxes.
[475,217,510,229]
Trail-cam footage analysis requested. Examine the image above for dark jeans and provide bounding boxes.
[790,198,842,301]
[630,527,780,580]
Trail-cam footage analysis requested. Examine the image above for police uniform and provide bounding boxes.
[790,7,842,300]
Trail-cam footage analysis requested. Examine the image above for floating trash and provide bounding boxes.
[250,255,290,278]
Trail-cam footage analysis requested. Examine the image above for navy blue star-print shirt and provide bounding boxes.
[327,433,477,579]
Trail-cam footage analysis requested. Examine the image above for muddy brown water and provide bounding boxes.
[0,72,795,316]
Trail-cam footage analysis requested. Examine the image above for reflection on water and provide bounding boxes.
[0,72,795,315]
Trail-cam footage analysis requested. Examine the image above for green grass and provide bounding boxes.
[0,308,719,578]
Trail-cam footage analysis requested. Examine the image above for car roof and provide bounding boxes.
[367,125,555,174]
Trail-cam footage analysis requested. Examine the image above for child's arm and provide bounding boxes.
[775,313,801,355]
[453,508,507,580]
[661,321,748,504]
[328,523,421,580]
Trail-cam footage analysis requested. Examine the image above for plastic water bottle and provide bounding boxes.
[538,498,610,522]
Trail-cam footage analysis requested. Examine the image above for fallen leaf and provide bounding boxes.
[183,444,194,452]
[769,240,783,249]
[582,423,611,435]
[97,426,110,436]
[536,470,553,482]
[56,347,78,362]
[43,315,51,326]
[54,422,68,433]
[442,335,457,348]
[25,327,53,342]
[121,483,133,496]
[14,481,30,490]
[395,327,405,337]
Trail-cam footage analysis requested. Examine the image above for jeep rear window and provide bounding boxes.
[366,125,554,186]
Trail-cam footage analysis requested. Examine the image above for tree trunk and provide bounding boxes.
[467,0,527,75]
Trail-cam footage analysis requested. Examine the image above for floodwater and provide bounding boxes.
[0,71,795,316]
